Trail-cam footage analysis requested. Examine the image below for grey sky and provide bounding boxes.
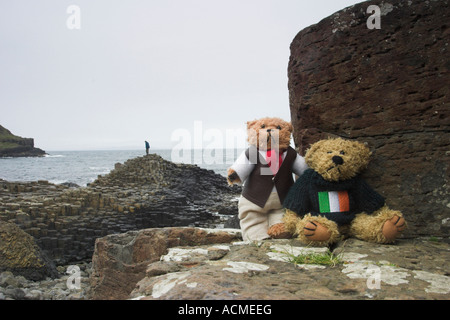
[1,0,363,151]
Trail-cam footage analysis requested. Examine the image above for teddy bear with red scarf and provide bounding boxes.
[227,117,308,241]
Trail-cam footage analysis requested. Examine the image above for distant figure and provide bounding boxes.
[145,140,150,155]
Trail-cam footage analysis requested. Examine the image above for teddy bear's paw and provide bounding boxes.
[267,223,292,239]
[382,215,406,242]
[303,221,332,242]
[226,168,241,185]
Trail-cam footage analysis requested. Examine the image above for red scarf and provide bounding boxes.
[266,149,283,175]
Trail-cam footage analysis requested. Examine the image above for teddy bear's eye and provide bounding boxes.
[327,151,332,154]
[340,151,345,155]
[261,124,266,129]
[276,125,281,130]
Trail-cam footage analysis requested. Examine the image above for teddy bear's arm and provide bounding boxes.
[353,178,386,214]
[227,149,255,185]
[292,153,309,178]
[227,168,241,185]
[282,170,312,215]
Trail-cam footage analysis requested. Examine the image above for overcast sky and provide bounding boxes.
[1,0,364,151]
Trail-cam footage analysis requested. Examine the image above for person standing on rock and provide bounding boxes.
[145,140,150,155]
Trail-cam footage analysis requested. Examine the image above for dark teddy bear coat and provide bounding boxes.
[283,169,385,226]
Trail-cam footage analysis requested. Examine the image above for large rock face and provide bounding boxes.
[288,0,449,239]
[0,222,58,280]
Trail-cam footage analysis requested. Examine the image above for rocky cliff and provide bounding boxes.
[0,125,46,157]
[287,0,449,239]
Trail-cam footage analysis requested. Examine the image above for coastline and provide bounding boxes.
[0,149,241,187]
[0,125,46,158]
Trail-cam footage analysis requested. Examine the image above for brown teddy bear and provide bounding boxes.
[227,117,309,241]
[279,138,406,246]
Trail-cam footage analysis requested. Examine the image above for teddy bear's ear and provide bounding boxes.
[306,140,325,153]
[304,140,326,164]
[363,142,373,157]
[246,120,258,129]
[287,122,294,132]
[350,140,371,169]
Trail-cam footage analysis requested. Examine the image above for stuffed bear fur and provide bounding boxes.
[278,138,406,246]
[227,117,308,241]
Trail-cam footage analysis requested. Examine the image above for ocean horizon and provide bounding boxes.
[0,148,243,187]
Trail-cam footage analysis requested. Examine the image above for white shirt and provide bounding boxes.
[230,148,308,190]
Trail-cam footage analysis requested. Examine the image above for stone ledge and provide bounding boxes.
[88,226,450,300]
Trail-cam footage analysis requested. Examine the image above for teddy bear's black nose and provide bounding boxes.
[332,155,344,165]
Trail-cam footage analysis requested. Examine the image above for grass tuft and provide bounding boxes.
[274,248,344,267]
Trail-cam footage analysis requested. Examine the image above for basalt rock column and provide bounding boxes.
[288,0,449,238]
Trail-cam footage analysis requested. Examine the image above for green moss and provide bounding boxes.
[428,236,440,243]
[0,125,26,150]
[0,141,21,149]
[0,226,45,268]
[273,248,344,267]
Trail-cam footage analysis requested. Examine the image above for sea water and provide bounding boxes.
[0,149,243,187]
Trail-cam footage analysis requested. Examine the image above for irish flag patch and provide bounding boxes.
[318,191,350,213]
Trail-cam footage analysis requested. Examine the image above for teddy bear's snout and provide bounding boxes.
[332,155,344,165]
[266,128,279,134]
[265,128,280,139]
